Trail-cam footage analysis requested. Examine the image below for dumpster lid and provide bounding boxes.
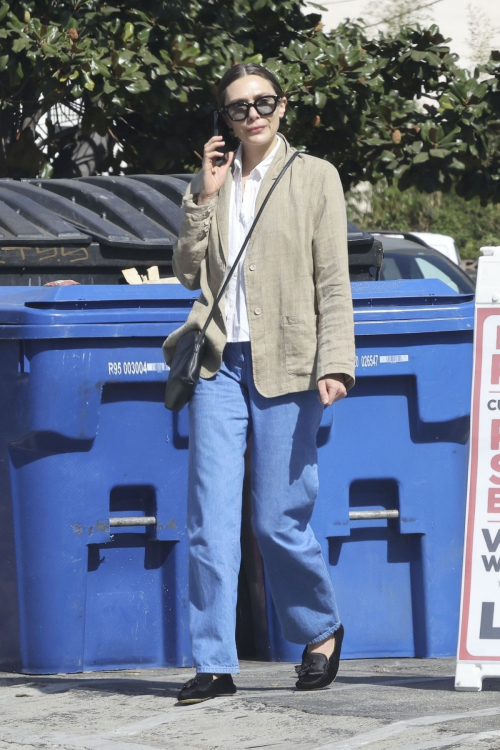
[0,176,187,250]
[0,277,472,327]
[352,279,474,306]
[347,221,376,246]
[0,177,382,271]
[0,184,91,246]
[351,279,474,333]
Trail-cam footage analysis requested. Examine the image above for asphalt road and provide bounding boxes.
[1,658,500,750]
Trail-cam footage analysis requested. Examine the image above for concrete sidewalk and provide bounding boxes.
[0,658,499,750]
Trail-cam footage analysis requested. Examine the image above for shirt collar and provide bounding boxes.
[233,136,281,179]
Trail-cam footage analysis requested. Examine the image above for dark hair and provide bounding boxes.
[217,63,284,108]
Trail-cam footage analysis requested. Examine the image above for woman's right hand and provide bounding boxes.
[197,136,235,205]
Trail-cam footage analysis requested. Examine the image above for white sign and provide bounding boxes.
[456,247,500,691]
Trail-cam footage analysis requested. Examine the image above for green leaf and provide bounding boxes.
[137,27,151,44]
[244,53,263,64]
[117,50,135,65]
[413,152,429,164]
[39,162,53,179]
[125,78,151,93]
[90,59,110,78]
[429,148,451,159]
[165,77,178,91]
[314,91,327,109]
[143,50,160,66]
[0,54,9,72]
[194,54,210,66]
[42,44,59,56]
[7,11,23,30]
[45,26,59,44]
[0,2,8,23]
[380,150,396,163]
[82,71,95,91]
[439,127,461,146]
[103,80,117,94]
[123,22,134,42]
[12,37,30,53]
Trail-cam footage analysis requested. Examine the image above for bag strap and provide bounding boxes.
[199,149,300,339]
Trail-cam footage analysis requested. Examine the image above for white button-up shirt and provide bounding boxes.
[224,136,281,342]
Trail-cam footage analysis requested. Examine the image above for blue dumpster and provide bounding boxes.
[0,278,474,673]
[264,279,475,661]
[0,284,200,674]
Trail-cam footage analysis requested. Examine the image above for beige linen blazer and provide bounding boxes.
[162,132,356,398]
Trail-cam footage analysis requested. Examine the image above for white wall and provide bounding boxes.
[306,0,500,68]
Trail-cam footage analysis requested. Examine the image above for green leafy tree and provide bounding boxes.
[0,0,499,206]
[348,179,500,259]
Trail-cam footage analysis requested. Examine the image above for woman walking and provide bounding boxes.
[163,63,355,704]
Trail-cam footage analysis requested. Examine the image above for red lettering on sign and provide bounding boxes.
[491,454,500,485]
[491,420,500,451]
[489,488,500,513]
[492,354,500,384]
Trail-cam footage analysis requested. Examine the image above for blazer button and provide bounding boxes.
[254,307,261,315]
[249,264,256,271]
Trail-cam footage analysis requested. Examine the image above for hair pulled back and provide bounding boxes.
[217,63,284,109]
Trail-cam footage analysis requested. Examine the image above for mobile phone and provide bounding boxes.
[213,111,239,166]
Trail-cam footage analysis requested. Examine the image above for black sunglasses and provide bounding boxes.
[219,94,281,122]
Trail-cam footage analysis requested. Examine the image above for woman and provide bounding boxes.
[163,63,355,704]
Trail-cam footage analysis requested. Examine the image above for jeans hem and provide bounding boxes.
[196,666,240,674]
[307,621,341,645]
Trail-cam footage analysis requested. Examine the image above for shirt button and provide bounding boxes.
[254,307,261,315]
[249,264,256,271]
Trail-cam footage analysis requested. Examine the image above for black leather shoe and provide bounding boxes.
[177,673,237,704]
[295,624,344,691]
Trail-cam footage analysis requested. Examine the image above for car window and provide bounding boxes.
[414,257,460,293]
[379,248,475,294]
[378,256,401,280]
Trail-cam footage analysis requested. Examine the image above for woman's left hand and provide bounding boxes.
[317,374,347,406]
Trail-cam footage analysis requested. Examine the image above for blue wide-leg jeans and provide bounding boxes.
[187,341,340,674]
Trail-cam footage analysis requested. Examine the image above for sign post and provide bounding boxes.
[456,246,500,691]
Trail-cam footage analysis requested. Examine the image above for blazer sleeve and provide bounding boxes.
[172,170,217,290]
[312,162,356,391]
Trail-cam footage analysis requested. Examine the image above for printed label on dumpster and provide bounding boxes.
[107,361,168,376]
[458,308,500,662]
[355,353,409,369]
[379,354,409,364]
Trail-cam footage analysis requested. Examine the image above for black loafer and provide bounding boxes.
[177,673,237,704]
[295,624,344,691]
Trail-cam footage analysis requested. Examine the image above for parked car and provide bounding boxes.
[370,232,475,294]
[407,232,460,265]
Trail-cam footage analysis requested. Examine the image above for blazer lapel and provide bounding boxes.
[216,165,233,266]
[253,133,293,217]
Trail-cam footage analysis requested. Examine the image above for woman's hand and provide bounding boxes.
[197,136,235,205]
[317,374,347,406]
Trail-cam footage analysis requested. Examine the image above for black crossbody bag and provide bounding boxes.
[164,150,299,412]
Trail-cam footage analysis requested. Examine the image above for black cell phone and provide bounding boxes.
[213,111,239,166]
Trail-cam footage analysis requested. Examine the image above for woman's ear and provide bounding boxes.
[279,96,287,119]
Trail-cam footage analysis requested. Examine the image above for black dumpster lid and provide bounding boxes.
[0,176,187,250]
[347,221,376,246]
[0,183,91,246]
[0,175,378,269]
